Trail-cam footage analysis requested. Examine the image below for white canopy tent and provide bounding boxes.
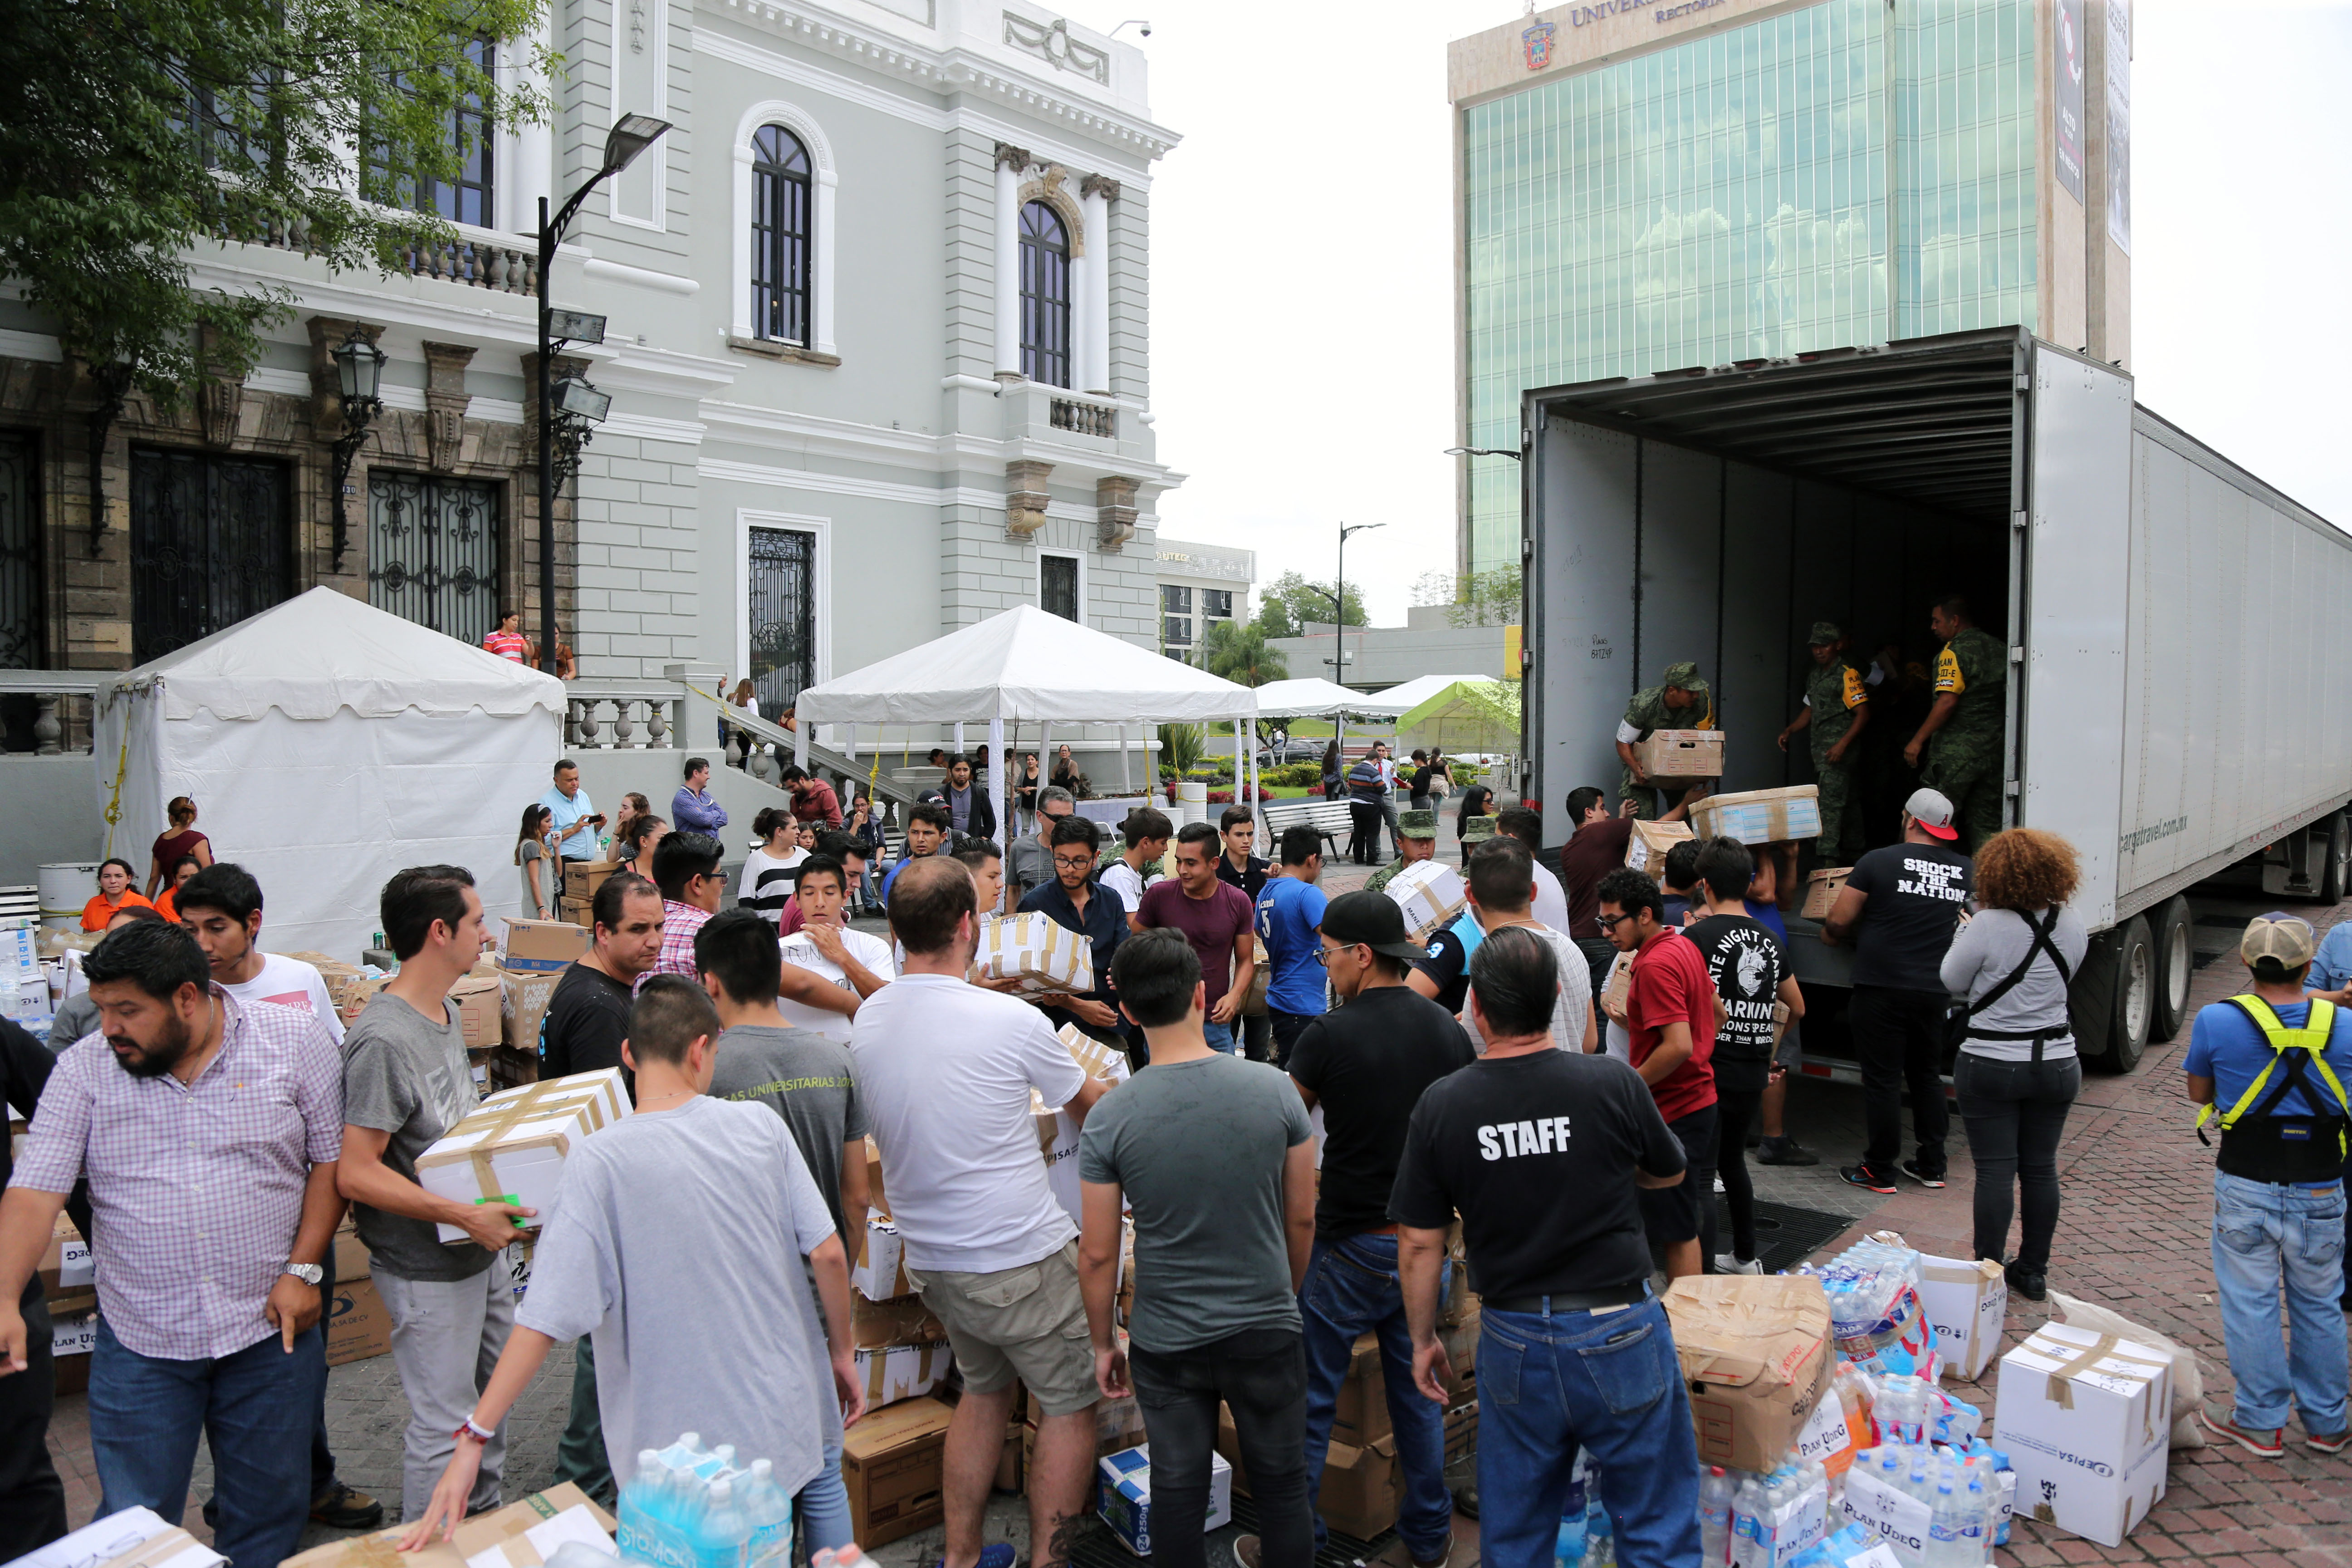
[93,588,566,958]
[794,606,1260,855]
[1247,677,1407,720]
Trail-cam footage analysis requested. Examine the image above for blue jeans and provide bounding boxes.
[1203,1019,1237,1055]
[1477,1298,1700,1568]
[89,1318,324,1568]
[2211,1171,2350,1433]
[795,1425,853,1552]
[1300,1235,1452,1561]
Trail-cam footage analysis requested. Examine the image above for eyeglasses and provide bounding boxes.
[1052,855,1096,871]
[1313,944,1360,967]
[1594,911,1631,930]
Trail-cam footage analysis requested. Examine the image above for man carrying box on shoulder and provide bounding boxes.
[1613,661,1713,822]
[337,867,536,1524]
[404,977,865,1544]
[853,855,1112,1568]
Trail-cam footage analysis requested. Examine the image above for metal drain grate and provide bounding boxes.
[1726,1198,1858,1273]
[1229,1493,1396,1568]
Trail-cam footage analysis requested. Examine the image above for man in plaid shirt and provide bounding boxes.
[641,831,727,990]
[0,921,344,1568]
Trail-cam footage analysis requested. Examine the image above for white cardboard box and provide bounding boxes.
[1097,1445,1233,1556]
[971,911,1094,997]
[853,1216,912,1301]
[1918,1253,2007,1381]
[854,1342,954,1408]
[1993,1322,2171,1547]
[1383,861,1466,946]
[416,1069,630,1243]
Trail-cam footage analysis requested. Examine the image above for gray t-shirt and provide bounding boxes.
[341,991,493,1281]
[49,992,98,1053]
[517,1095,840,1494]
[1006,834,1053,896]
[1078,1052,1313,1354]
[519,840,550,914]
[707,1023,871,1245]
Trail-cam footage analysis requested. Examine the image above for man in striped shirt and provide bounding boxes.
[0,920,344,1568]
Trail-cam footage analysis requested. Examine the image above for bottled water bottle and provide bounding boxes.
[1730,1474,1764,1568]
[1923,1482,1964,1568]
[742,1459,794,1568]
[1960,1478,1988,1565]
[1698,1466,1735,1565]
[697,1478,746,1568]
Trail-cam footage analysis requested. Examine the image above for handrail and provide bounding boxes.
[706,702,929,813]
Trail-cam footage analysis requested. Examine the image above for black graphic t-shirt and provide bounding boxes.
[1845,843,1974,992]
[1685,914,1787,1094]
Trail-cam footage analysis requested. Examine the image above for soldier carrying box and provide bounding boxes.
[1614,661,1715,821]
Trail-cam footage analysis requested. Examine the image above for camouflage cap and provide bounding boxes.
[1662,660,1704,688]
[1808,621,1843,646]
[1397,809,1440,840]
[1460,814,1499,843]
[2242,912,2317,970]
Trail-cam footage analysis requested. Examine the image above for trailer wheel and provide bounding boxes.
[2150,896,2194,1044]
[2093,916,2155,1074]
[2321,812,2350,906]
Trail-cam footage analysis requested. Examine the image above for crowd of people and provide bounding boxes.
[13,730,2352,1568]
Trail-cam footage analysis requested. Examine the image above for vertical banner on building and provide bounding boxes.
[2105,0,2132,253]
[2053,0,2088,202]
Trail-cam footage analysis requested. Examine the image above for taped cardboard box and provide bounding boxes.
[416,1068,630,1243]
[500,966,560,1057]
[971,911,1094,997]
[332,1216,372,1282]
[843,1396,952,1547]
[447,971,504,1049]
[283,1484,613,1568]
[1029,1026,1136,1228]
[1800,867,1852,921]
[853,1294,947,1350]
[1993,1323,2171,1548]
[1330,1333,1390,1444]
[1916,1253,2007,1382]
[13,1509,222,1568]
[1317,1434,1401,1540]
[560,858,622,900]
[857,1342,954,1407]
[1664,1274,1831,1474]
[53,1309,96,1395]
[500,918,592,973]
[1383,860,1467,946]
[1624,818,1694,875]
[1098,1445,1233,1556]
[1601,951,1634,1022]
[1632,730,1723,779]
[863,1136,888,1217]
[38,1209,90,1297]
[854,1215,914,1301]
[996,1416,1023,1494]
[327,1276,392,1367]
[1690,785,1823,846]
[1443,1400,1478,1468]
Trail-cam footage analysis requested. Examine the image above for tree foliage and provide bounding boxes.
[1252,570,1369,639]
[0,0,549,407]
[1447,565,1523,628]
[1200,619,1288,687]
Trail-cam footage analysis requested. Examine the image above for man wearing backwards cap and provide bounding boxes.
[1821,788,1973,1196]
[1613,661,1713,822]
[1778,622,1877,867]
[2184,913,2352,1457]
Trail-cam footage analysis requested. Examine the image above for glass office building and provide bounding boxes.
[1456,0,2047,578]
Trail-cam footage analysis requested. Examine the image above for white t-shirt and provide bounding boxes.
[1099,858,1160,914]
[221,953,345,1045]
[739,846,808,924]
[1529,861,1570,936]
[849,972,1086,1274]
[777,926,898,1040]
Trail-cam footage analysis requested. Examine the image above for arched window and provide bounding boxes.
[1019,200,1071,388]
[752,125,813,344]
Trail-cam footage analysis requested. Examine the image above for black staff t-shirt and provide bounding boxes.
[1286,985,1475,1243]
[1684,913,1787,1095]
[1388,1049,1686,1300]
[1844,842,1974,993]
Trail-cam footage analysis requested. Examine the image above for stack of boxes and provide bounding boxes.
[0,913,49,1034]
[39,1210,95,1393]
[558,860,621,928]
[324,1216,392,1367]
[493,919,593,1087]
[844,1134,957,1546]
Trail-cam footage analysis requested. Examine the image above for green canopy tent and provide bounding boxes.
[1392,678,1523,769]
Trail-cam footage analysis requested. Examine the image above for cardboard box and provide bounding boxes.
[1664,1274,1832,1473]
[282,1485,613,1568]
[842,1396,952,1547]
[971,911,1094,997]
[1691,785,1823,846]
[1993,1323,2171,1547]
[996,1419,1024,1494]
[326,1277,392,1366]
[12,1509,222,1568]
[1800,867,1852,920]
[561,858,622,901]
[499,918,592,973]
[1601,951,1633,1020]
[857,1342,955,1407]
[448,971,505,1049]
[1918,1253,2008,1381]
[1028,1028,1136,1228]
[332,1217,372,1282]
[1623,817,1695,875]
[555,896,593,928]
[487,1046,539,1092]
[1026,1394,1148,1474]
[38,1209,90,1297]
[1383,860,1467,946]
[854,1216,914,1301]
[1632,729,1723,779]
[863,1136,888,1218]
[1331,1333,1390,1444]
[1317,1434,1401,1539]
[853,1294,947,1350]
[466,1048,494,1098]
[87,1524,225,1568]
[1443,1400,1478,1468]
[499,966,561,1057]
[52,1308,97,1393]
[416,1069,630,1243]
[1098,1445,1233,1555]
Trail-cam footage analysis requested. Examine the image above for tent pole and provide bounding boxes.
[1247,716,1261,838]
[1120,724,1132,793]
[954,721,965,758]
[989,715,1008,912]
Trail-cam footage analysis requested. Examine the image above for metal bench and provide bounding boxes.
[1261,797,1357,862]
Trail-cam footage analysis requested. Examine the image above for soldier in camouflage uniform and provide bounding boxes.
[1778,622,1875,867]
[1905,596,2007,853]
[1365,808,1440,896]
[1614,660,1715,820]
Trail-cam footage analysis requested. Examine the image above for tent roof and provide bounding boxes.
[1367,673,1498,714]
[1394,679,1523,751]
[794,605,1254,725]
[98,587,568,721]
[1248,677,1406,719]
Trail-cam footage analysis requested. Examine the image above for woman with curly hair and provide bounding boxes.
[1940,827,2090,1300]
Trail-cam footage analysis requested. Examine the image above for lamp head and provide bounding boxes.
[332,328,386,406]
[602,114,672,175]
[552,377,612,423]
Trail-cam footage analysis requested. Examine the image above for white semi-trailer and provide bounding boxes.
[1522,327,2352,1072]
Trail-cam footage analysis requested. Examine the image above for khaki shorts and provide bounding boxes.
[906,1240,1098,1417]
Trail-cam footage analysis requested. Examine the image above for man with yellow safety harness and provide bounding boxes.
[2184,913,2352,1457]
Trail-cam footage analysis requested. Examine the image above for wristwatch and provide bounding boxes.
[284,1263,323,1286]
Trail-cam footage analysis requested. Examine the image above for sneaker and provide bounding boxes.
[310,1483,385,1530]
[2004,1262,2048,1303]
[1757,1137,1820,1167]
[1839,1164,1896,1195]
[1713,1172,1726,1194]
[1897,1160,1947,1189]
[1452,1482,1480,1520]
[933,1546,1019,1568]
[1715,1254,1764,1275]
[2308,1429,2352,1455]
[2200,1408,2286,1457]
[1232,1536,1263,1568]
[1411,1542,1455,1568]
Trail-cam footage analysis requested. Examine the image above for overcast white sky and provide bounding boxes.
[1054,0,2352,625]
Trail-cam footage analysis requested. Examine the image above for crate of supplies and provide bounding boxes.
[1632,730,1722,779]
[1692,785,1823,845]
[1098,1445,1232,1556]
[1383,860,1466,946]
[971,911,1094,997]
[1624,818,1693,875]
[1993,1323,2170,1547]
[1800,867,1852,919]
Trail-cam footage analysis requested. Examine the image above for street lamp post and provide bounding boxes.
[1330,521,1382,757]
[536,113,671,670]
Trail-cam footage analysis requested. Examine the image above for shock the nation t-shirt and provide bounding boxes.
[1844,842,1974,992]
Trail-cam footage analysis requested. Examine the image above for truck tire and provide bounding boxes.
[2093,916,2155,1074]
[2150,896,2195,1044]
[2321,811,2350,906]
